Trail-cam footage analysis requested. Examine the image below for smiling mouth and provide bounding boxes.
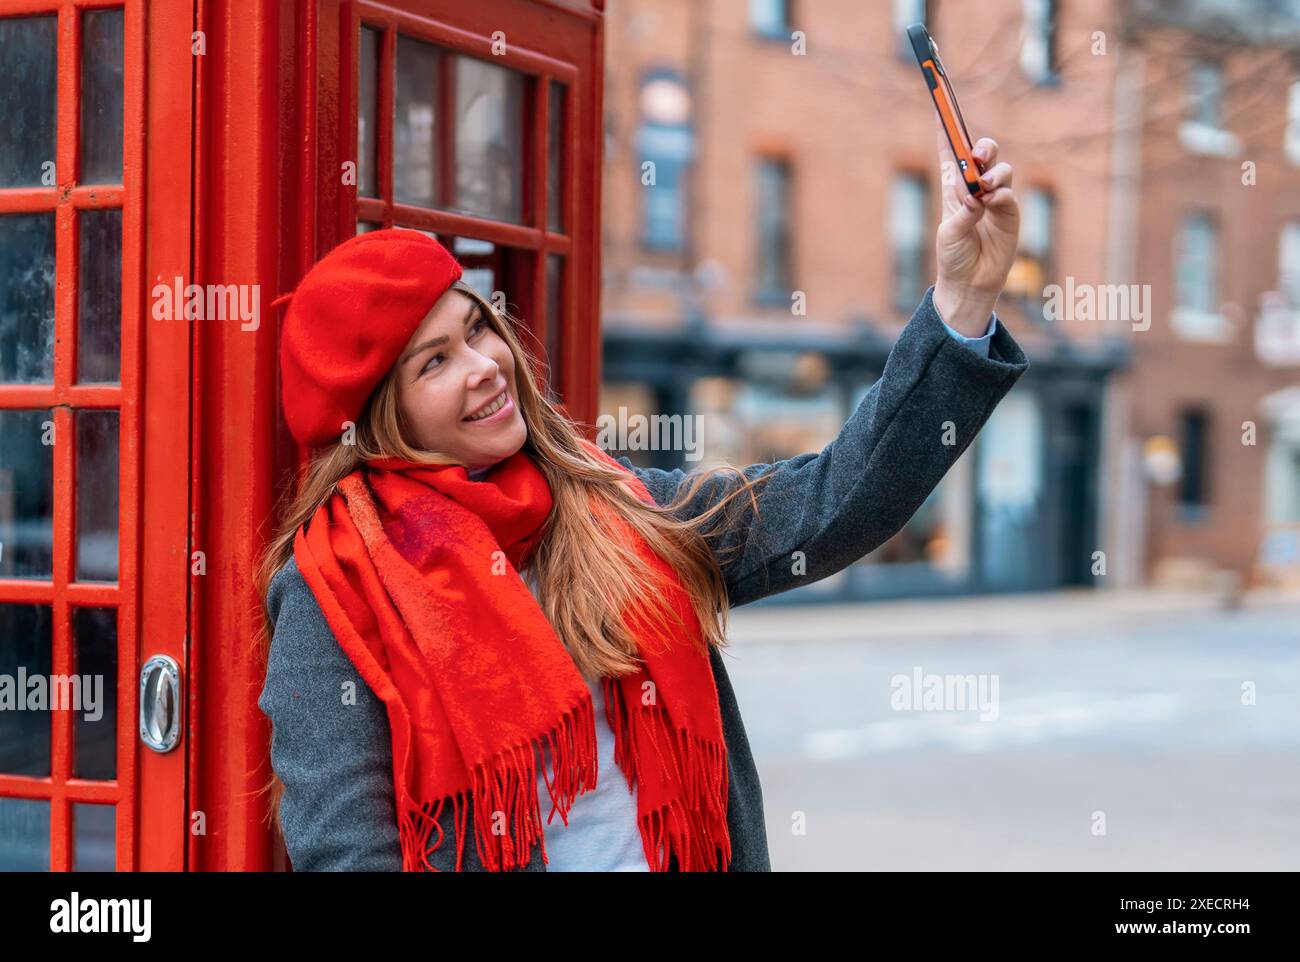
[463,390,509,421]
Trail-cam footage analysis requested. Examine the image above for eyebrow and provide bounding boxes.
[402,302,482,365]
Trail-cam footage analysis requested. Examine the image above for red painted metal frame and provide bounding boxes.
[2,0,604,872]
[178,0,604,870]
[0,0,169,871]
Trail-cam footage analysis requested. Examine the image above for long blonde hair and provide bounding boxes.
[254,279,772,832]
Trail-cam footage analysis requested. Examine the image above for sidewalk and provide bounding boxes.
[725,584,1300,646]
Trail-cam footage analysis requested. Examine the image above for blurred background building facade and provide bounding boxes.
[597,0,1300,601]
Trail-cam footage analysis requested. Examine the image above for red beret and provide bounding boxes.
[277,229,464,448]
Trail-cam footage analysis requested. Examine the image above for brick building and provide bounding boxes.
[598,0,1126,600]
[597,0,1300,597]
[1112,0,1300,590]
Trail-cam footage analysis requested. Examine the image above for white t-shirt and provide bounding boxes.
[468,461,646,870]
[519,564,648,871]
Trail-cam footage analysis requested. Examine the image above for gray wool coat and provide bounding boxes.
[257,285,1031,871]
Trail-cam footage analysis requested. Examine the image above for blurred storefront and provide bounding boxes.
[604,323,1127,603]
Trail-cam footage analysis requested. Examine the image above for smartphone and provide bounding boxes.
[907,23,988,196]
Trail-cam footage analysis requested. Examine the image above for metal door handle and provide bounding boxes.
[139,655,181,753]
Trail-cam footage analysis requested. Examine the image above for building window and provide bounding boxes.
[1187,61,1223,128]
[636,70,694,253]
[1020,0,1058,84]
[754,156,793,305]
[1255,222,1300,365]
[1181,60,1240,155]
[749,0,791,41]
[1004,186,1054,308]
[890,173,928,314]
[1281,222,1300,310]
[1172,210,1227,340]
[998,188,1050,319]
[1287,79,1300,166]
[1177,408,1211,513]
[893,0,928,59]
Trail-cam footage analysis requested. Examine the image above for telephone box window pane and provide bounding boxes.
[547,82,566,233]
[77,209,122,383]
[545,253,563,398]
[0,603,53,777]
[73,803,115,871]
[455,57,523,224]
[395,34,438,208]
[0,214,56,383]
[357,220,381,235]
[73,607,116,780]
[80,8,124,185]
[0,409,54,578]
[0,16,56,189]
[0,798,49,870]
[75,410,119,583]
[358,26,379,198]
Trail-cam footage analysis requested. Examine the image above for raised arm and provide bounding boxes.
[257,556,404,871]
[617,284,1030,609]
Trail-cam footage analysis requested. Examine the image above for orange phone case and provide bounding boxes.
[908,23,988,197]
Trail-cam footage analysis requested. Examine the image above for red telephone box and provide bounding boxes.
[0,0,606,871]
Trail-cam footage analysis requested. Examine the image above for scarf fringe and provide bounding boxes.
[398,693,598,872]
[605,677,732,871]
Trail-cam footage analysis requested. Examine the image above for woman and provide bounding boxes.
[255,130,1029,872]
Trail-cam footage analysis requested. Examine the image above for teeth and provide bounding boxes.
[465,391,507,421]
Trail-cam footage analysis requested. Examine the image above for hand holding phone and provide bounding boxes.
[905,22,1021,333]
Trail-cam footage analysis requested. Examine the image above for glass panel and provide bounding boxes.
[356,220,382,235]
[0,603,54,777]
[749,0,790,38]
[77,209,122,383]
[755,158,791,297]
[80,8,125,185]
[1176,213,1217,312]
[358,25,379,198]
[454,56,523,223]
[394,34,438,207]
[977,392,1044,590]
[73,803,116,871]
[0,409,54,578]
[0,214,56,383]
[75,410,119,582]
[0,798,49,870]
[547,81,565,233]
[453,236,495,256]
[890,175,926,313]
[73,607,116,780]
[0,16,57,189]
[545,253,563,398]
[1281,222,1300,309]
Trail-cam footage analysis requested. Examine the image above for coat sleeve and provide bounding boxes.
[257,556,404,871]
[616,284,1031,609]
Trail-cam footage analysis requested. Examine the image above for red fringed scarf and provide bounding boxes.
[291,438,731,872]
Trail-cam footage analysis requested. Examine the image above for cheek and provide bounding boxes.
[398,379,455,436]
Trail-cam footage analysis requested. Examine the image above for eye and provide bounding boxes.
[420,352,446,375]
[470,315,488,337]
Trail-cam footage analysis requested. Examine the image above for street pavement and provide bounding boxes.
[720,587,1300,870]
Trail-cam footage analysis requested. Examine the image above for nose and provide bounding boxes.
[465,346,500,388]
